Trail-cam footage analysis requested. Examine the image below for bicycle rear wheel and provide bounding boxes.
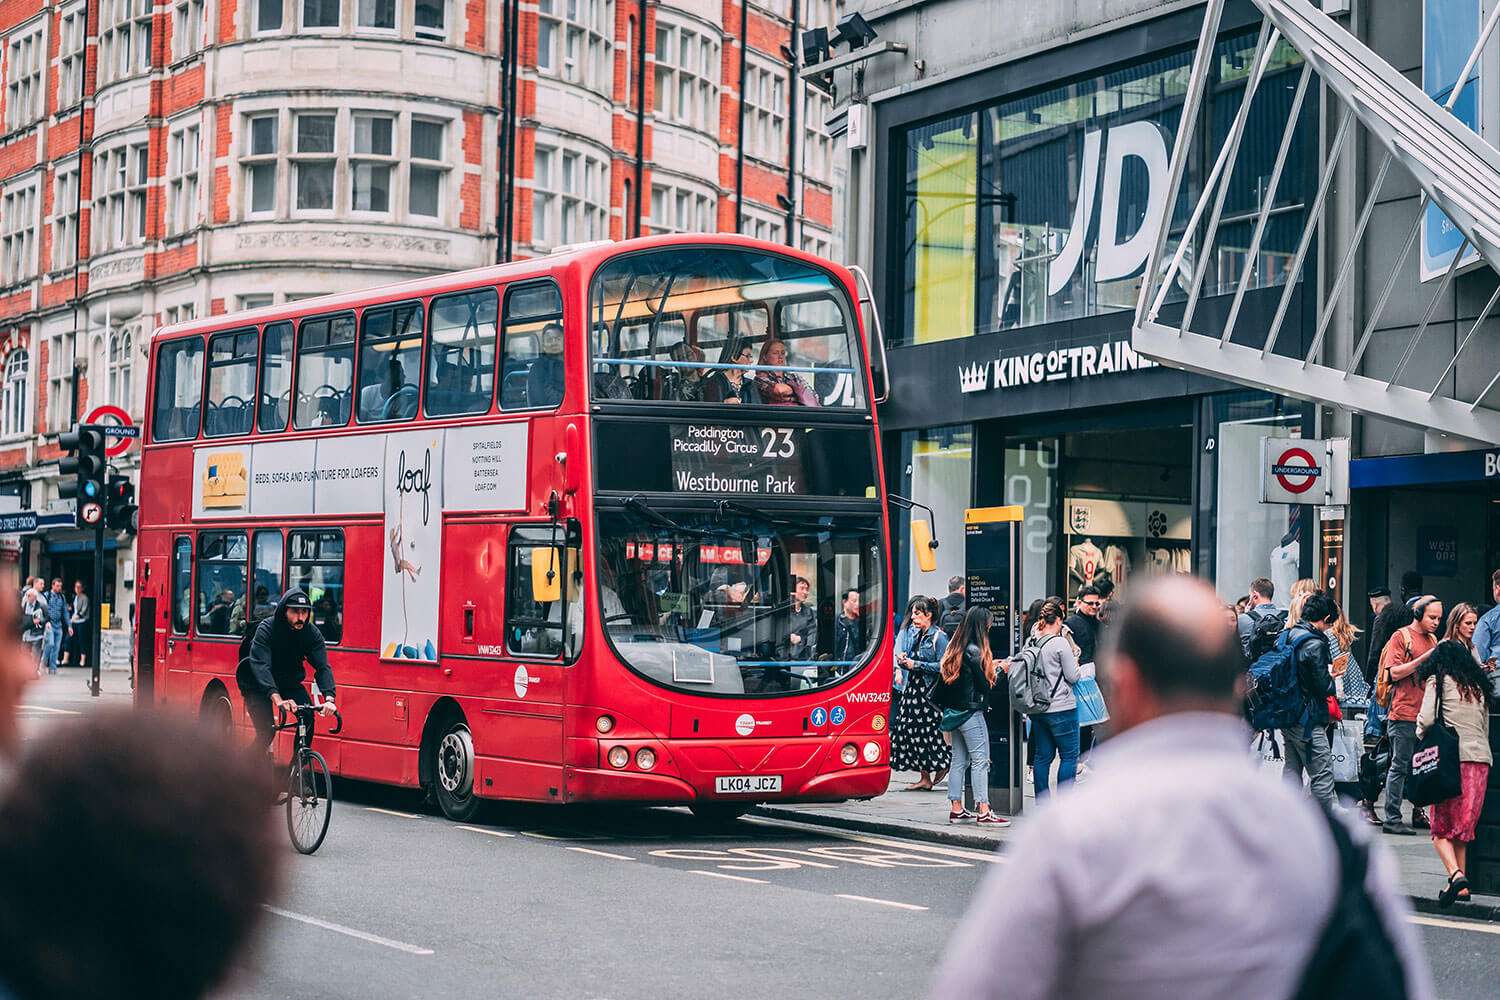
[286,749,332,854]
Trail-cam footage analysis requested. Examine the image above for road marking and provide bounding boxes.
[688,869,769,884]
[17,704,80,715]
[264,906,435,955]
[364,807,421,819]
[1410,914,1500,935]
[742,817,1004,864]
[835,894,929,911]
[567,847,635,861]
[456,825,515,838]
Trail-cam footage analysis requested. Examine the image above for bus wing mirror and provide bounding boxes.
[740,537,757,567]
[911,519,938,573]
[530,548,563,603]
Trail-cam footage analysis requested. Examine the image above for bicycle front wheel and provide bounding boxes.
[286,749,333,855]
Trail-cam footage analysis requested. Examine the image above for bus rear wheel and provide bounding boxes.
[428,717,481,822]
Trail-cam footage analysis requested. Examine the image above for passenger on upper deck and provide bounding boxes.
[705,341,761,404]
[662,343,707,402]
[754,339,819,406]
[359,359,415,421]
[526,323,566,407]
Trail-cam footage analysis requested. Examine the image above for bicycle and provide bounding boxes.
[271,700,342,854]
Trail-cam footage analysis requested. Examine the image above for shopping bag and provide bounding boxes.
[1409,678,1462,807]
[1073,674,1110,727]
[1331,719,1363,785]
[1253,729,1284,779]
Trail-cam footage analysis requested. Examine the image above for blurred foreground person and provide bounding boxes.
[930,575,1431,1000]
[0,709,281,1000]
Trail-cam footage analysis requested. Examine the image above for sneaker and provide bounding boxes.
[948,807,975,824]
[1383,821,1417,835]
[1025,765,1034,784]
[975,812,1010,827]
[1412,807,1430,829]
[1075,762,1092,784]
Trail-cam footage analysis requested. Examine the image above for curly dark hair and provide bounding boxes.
[1431,639,1498,710]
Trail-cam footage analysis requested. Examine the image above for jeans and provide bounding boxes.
[1363,696,1386,740]
[41,624,65,672]
[1384,719,1418,823]
[1032,708,1080,798]
[946,711,990,807]
[1282,722,1336,808]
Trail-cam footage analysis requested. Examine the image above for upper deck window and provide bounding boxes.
[204,328,258,438]
[293,312,355,429]
[425,287,497,417]
[356,301,423,423]
[500,281,565,410]
[151,337,205,442]
[590,247,865,409]
[258,321,293,432]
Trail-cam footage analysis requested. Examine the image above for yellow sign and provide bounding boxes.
[964,506,1024,525]
[201,452,248,509]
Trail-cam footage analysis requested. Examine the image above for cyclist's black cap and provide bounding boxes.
[283,591,312,610]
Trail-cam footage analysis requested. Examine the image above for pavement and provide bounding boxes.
[756,767,1500,922]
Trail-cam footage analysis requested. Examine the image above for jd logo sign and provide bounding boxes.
[1048,121,1171,296]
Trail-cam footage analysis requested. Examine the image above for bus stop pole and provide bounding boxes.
[89,519,103,697]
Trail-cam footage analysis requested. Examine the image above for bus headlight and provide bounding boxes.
[871,713,887,732]
[840,743,859,766]
[863,742,880,763]
[595,715,615,734]
[635,748,656,770]
[607,746,630,768]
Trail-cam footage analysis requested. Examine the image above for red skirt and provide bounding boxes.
[1430,762,1490,843]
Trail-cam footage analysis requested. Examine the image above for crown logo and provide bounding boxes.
[959,362,989,393]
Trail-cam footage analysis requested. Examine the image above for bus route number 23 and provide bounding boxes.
[759,428,796,459]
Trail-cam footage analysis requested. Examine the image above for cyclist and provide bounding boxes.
[236,589,337,754]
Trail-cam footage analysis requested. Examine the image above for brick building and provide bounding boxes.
[0,0,843,608]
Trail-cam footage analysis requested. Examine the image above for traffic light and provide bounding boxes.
[105,471,137,533]
[58,423,107,529]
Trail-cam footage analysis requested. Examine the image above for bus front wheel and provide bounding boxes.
[428,716,481,822]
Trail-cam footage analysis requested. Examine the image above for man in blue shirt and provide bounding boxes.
[1472,569,1500,667]
[41,578,71,675]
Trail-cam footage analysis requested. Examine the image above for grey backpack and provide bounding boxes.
[1008,634,1065,715]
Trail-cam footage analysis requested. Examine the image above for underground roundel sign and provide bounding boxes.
[1272,447,1322,495]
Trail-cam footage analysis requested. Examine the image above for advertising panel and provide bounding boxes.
[1421,0,1484,281]
[381,430,442,662]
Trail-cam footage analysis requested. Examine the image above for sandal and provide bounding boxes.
[903,781,933,791]
[1439,869,1469,908]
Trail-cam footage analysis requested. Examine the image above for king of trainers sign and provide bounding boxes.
[958,338,1157,395]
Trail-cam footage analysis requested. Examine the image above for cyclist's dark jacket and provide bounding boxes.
[235,589,336,700]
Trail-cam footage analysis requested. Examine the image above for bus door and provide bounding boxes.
[161,534,195,704]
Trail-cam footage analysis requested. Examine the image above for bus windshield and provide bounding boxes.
[596,507,883,696]
[590,246,866,409]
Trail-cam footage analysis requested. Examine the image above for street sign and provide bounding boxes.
[84,404,136,456]
[1259,437,1350,505]
[80,501,103,525]
[0,510,37,534]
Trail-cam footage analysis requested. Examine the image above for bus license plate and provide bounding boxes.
[715,775,782,795]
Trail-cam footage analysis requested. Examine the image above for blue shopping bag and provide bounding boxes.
[1074,674,1110,727]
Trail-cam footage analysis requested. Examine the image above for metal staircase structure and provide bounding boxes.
[1133,0,1500,443]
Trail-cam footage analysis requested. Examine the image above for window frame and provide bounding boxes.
[166,121,203,236]
[56,5,86,109]
[195,530,249,639]
[349,112,397,216]
[5,21,44,132]
[151,336,206,443]
[292,111,337,215]
[504,524,573,661]
[257,320,295,432]
[536,0,613,88]
[423,286,499,418]
[203,327,260,439]
[300,0,342,32]
[1,348,30,437]
[292,310,357,430]
[51,165,79,271]
[249,528,286,628]
[500,279,566,412]
[171,0,205,61]
[0,179,38,286]
[172,535,193,635]
[355,299,425,424]
[652,18,719,133]
[286,528,344,646]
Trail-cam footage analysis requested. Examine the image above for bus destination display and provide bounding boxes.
[669,424,805,495]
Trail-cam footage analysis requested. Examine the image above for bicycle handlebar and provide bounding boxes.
[275,701,343,735]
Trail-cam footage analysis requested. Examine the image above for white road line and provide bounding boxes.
[17,704,80,715]
[689,869,769,884]
[456,825,516,838]
[567,847,635,861]
[835,894,929,912]
[1410,914,1500,935]
[742,817,1004,864]
[264,906,435,955]
[364,807,421,819]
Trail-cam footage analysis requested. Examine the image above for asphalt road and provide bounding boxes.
[16,671,1500,1000]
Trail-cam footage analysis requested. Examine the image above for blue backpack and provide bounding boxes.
[1246,630,1321,732]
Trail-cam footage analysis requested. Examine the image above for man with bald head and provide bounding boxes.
[930,575,1432,1000]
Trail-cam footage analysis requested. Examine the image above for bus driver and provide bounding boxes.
[236,590,338,760]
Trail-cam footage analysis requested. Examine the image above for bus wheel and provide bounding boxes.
[429,717,481,822]
[200,687,233,735]
[690,803,747,824]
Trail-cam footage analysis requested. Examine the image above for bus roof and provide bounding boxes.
[149,233,850,345]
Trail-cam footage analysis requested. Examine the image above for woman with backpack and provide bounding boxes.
[890,596,950,791]
[1013,598,1082,798]
[937,606,1007,826]
[1417,639,1496,905]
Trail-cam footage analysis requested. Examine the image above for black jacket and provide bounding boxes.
[1288,621,1333,725]
[236,589,335,701]
[783,601,817,659]
[939,643,992,712]
[1063,612,1098,664]
[833,613,862,662]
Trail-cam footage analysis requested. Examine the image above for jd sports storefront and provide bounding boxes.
[871,5,1317,609]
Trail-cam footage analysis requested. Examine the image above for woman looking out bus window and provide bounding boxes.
[754,339,818,406]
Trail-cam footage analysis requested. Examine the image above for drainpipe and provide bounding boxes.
[783,0,798,245]
[634,0,646,237]
[733,0,748,232]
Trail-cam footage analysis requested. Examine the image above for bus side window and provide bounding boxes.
[258,322,294,432]
[171,536,193,635]
[204,328,258,437]
[500,281,565,410]
[356,300,423,423]
[250,530,284,625]
[505,526,564,658]
[288,529,343,645]
[293,312,355,429]
[425,288,497,416]
[196,531,248,637]
[151,338,205,442]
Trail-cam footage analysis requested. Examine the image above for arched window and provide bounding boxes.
[2,349,29,436]
[108,329,134,410]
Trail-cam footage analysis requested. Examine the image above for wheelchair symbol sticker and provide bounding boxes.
[831,706,846,725]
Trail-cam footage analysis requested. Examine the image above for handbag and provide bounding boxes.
[1408,675,1462,807]
[1073,668,1110,727]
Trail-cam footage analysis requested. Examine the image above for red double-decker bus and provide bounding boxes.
[136,235,892,820]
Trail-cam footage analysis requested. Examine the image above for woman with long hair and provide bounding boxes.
[1444,602,1481,658]
[1418,639,1496,905]
[937,606,1007,826]
[752,339,819,406]
[890,596,950,790]
[1017,598,1082,798]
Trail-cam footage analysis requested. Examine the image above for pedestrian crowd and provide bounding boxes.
[16,574,91,676]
